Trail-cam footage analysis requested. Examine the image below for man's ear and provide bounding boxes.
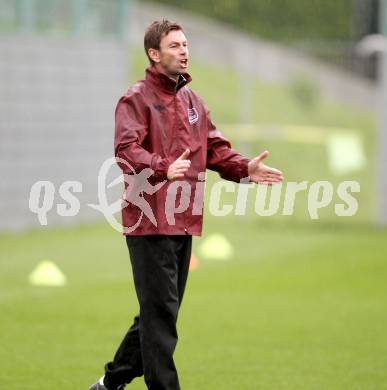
[148,48,160,63]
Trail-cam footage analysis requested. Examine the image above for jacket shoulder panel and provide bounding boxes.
[183,87,201,102]
[181,87,208,111]
[120,80,147,102]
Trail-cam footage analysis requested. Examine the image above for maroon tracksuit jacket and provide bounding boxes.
[114,65,250,235]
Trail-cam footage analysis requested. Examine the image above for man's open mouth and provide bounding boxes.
[180,59,188,67]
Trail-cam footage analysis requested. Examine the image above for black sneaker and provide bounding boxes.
[89,377,126,390]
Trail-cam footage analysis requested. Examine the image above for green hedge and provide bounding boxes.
[150,0,354,42]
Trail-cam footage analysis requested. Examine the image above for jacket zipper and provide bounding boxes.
[173,91,188,234]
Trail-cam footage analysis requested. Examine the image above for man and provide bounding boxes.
[90,19,283,390]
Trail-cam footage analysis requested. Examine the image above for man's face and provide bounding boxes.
[151,30,189,77]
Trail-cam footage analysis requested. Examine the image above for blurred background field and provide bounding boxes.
[1,0,387,389]
[1,220,387,389]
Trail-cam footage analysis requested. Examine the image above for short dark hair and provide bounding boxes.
[144,19,184,65]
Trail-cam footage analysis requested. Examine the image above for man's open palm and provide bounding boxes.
[248,150,283,185]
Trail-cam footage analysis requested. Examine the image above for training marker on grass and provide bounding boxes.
[327,132,365,175]
[198,233,234,261]
[189,253,199,271]
[28,260,67,287]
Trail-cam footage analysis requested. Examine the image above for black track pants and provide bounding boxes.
[104,235,192,390]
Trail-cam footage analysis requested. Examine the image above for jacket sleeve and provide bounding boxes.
[114,94,170,181]
[206,107,251,182]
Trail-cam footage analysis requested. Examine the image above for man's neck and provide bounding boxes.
[154,64,179,82]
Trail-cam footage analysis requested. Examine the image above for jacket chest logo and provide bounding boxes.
[188,107,199,125]
[153,103,166,113]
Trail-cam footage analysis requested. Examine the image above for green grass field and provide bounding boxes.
[1,219,387,389]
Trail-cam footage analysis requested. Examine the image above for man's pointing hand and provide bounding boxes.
[248,150,284,185]
[167,149,191,180]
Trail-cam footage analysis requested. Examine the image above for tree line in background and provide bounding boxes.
[151,0,380,77]
[154,0,357,41]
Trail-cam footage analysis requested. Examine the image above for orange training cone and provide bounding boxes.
[189,252,199,271]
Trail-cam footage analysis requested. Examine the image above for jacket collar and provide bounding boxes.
[145,65,192,95]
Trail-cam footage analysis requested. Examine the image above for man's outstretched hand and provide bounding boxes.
[167,149,191,180]
[247,150,283,185]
